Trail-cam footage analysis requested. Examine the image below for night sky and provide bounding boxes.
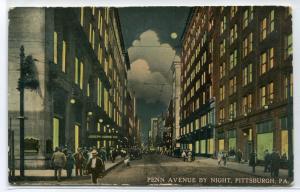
[118,7,191,144]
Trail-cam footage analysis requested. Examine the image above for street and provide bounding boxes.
[13,154,289,186]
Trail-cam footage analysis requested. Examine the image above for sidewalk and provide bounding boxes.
[11,156,123,181]
[194,157,289,178]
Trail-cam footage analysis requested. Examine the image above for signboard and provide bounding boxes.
[88,134,118,139]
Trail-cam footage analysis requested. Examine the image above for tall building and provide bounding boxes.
[179,7,216,157]
[149,117,159,147]
[213,6,292,161]
[179,6,293,161]
[8,7,130,168]
[171,58,182,150]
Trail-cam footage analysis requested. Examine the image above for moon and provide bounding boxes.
[171,32,178,39]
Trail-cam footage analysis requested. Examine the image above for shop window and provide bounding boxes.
[200,140,206,154]
[218,139,224,152]
[195,140,200,154]
[53,117,60,150]
[281,130,288,158]
[257,133,273,160]
[207,139,214,154]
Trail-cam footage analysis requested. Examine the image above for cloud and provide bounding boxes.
[128,30,179,82]
[128,59,172,105]
[127,30,179,105]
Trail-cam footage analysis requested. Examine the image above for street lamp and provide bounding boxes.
[70,98,76,104]
[99,118,103,123]
[88,111,93,116]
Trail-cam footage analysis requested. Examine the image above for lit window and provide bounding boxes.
[270,10,275,32]
[268,82,274,104]
[92,7,95,15]
[62,40,66,72]
[269,48,274,69]
[284,74,293,99]
[285,34,292,59]
[260,10,275,41]
[229,76,237,95]
[220,39,226,57]
[248,94,252,112]
[260,52,267,75]
[243,33,253,57]
[260,18,267,40]
[230,24,237,44]
[219,107,225,122]
[89,23,92,43]
[249,64,253,83]
[243,9,249,29]
[243,67,248,86]
[80,8,84,26]
[220,16,227,34]
[230,50,237,69]
[260,86,266,107]
[231,6,238,18]
[242,96,247,114]
[80,61,84,89]
[74,57,79,84]
[220,85,225,101]
[53,31,58,64]
[87,83,90,97]
[229,102,236,119]
[220,62,225,78]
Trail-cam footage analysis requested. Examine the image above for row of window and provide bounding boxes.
[181,86,212,120]
[180,109,215,136]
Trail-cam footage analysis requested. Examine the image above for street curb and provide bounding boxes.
[9,159,124,183]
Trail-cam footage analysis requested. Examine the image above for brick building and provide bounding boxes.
[179,6,292,160]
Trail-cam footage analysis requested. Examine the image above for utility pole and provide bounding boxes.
[18,45,25,177]
[287,73,293,179]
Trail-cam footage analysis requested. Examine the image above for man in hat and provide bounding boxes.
[86,149,104,184]
[73,148,85,176]
[51,147,66,181]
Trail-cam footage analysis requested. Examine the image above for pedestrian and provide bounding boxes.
[264,149,271,172]
[51,147,66,182]
[86,149,105,184]
[112,148,117,163]
[222,152,227,167]
[187,150,192,162]
[237,149,242,163]
[270,149,280,178]
[249,151,257,173]
[66,150,75,178]
[106,147,111,162]
[217,152,222,166]
[73,148,85,176]
[101,147,107,162]
[181,150,187,162]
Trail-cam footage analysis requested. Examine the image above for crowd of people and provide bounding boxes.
[263,149,285,178]
[51,146,127,183]
[175,147,286,178]
[181,149,195,162]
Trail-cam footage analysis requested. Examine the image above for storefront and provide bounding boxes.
[256,120,274,160]
[217,131,225,152]
[228,129,236,153]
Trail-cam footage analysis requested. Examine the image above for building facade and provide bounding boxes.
[8,7,131,168]
[213,6,292,161]
[171,58,182,150]
[179,7,216,157]
[179,6,292,161]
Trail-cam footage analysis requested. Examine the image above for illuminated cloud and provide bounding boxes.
[127,30,179,105]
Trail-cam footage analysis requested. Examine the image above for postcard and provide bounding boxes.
[8,6,293,186]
